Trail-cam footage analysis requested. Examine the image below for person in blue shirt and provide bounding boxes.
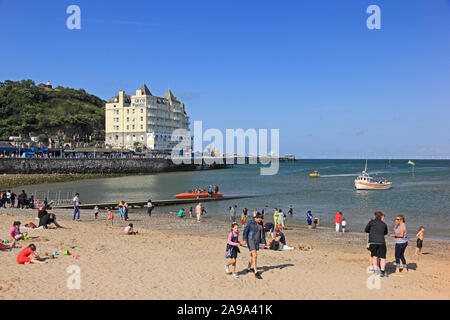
[177,208,185,218]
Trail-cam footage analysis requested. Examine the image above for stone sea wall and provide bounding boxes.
[0,158,197,174]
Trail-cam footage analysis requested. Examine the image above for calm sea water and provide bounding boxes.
[22,160,450,240]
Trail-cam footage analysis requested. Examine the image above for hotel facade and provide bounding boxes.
[105,84,191,152]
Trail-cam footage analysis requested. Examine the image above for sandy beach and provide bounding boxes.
[0,208,449,300]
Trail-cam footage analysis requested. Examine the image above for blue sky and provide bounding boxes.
[1,0,449,158]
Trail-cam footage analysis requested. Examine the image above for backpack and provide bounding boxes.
[270,240,280,250]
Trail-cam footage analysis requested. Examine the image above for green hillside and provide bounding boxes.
[0,80,105,141]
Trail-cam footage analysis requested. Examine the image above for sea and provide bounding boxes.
[21,159,450,241]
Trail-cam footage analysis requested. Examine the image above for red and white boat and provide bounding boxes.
[354,161,392,190]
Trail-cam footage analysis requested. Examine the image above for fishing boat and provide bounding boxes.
[354,161,392,190]
[309,170,320,178]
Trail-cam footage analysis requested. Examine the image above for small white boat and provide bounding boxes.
[354,161,392,190]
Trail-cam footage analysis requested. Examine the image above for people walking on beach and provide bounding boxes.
[307,210,313,229]
[147,199,154,217]
[365,211,388,277]
[17,244,46,264]
[391,215,408,273]
[94,205,99,220]
[195,203,202,222]
[106,207,113,226]
[313,216,320,228]
[334,211,342,232]
[415,226,424,256]
[10,191,16,208]
[288,205,293,217]
[342,219,347,233]
[253,209,258,218]
[189,207,193,219]
[242,213,266,279]
[225,223,241,278]
[73,193,81,221]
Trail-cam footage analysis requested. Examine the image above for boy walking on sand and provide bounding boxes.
[73,193,81,221]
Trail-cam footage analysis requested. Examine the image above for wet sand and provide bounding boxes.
[0,208,449,300]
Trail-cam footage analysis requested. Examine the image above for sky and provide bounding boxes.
[1,0,449,158]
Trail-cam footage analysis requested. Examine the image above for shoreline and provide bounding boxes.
[0,173,128,189]
[1,208,449,299]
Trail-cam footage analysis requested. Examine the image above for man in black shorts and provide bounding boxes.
[242,213,266,279]
[365,211,388,277]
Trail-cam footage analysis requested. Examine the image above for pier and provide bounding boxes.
[52,195,255,210]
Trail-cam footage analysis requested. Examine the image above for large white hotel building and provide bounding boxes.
[105,84,191,152]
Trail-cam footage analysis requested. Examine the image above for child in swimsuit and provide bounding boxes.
[415,226,424,256]
[106,208,113,226]
[342,219,347,233]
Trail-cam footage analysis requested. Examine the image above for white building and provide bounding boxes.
[105,84,191,152]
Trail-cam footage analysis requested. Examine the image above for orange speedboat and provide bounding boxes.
[175,191,223,199]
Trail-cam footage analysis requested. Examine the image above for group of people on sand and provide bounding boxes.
[1,205,64,264]
[365,211,425,277]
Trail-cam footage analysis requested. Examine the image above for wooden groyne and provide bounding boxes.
[52,195,255,210]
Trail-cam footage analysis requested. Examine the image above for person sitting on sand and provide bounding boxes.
[39,213,62,229]
[266,227,294,250]
[178,208,185,218]
[17,244,46,264]
[124,223,138,235]
[9,221,27,247]
[415,226,424,256]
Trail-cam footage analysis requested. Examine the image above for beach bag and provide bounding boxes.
[270,240,280,250]
[28,222,36,228]
[225,247,233,258]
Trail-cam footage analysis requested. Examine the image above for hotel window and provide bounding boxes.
[132,109,135,114]
[140,125,143,130]
[141,109,143,113]
[127,125,129,130]
[127,109,129,114]
[126,117,129,122]
[141,117,143,122]
[115,135,118,140]
[132,125,135,130]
